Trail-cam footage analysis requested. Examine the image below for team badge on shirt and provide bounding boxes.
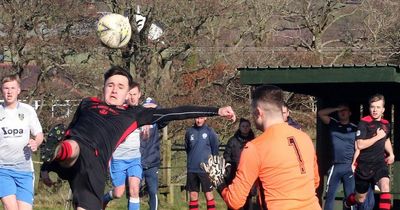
[202,133,208,139]
[18,113,24,121]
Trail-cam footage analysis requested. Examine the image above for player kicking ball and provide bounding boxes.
[40,66,236,210]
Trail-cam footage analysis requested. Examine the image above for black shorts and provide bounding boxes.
[45,143,107,209]
[186,172,213,192]
[355,163,389,194]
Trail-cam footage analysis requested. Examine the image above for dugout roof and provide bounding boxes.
[238,64,400,103]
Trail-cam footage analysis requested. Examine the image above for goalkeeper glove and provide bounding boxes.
[200,155,230,192]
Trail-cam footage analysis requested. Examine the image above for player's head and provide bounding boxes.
[282,102,290,122]
[369,94,385,120]
[127,81,141,106]
[238,118,252,136]
[1,74,21,106]
[251,85,284,131]
[337,103,351,121]
[194,117,207,127]
[103,66,133,106]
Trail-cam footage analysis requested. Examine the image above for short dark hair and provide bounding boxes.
[131,80,140,91]
[104,66,133,88]
[337,102,350,108]
[282,101,289,109]
[239,117,251,125]
[251,85,284,110]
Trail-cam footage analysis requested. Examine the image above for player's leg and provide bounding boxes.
[14,171,34,210]
[342,164,356,210]
[186,172,200,210]
[127,158,142,210]
[0,168,34,210]
[199,173,215,210]
[324,165,341,210]
[17,200,33,210]
[376,168,391,210]
[0,168,18,210]
[1,195,18,210]
[71,145,108,210]
[128,177,141,210]
[143,167,159,210]
[358,186,375,210]
[103,158,128,209]
[111,185,126,199]
[345,175,370,207]
[40,124,80,168]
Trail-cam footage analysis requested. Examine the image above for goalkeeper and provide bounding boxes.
[202,85,321,210]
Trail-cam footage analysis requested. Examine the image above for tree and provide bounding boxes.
[279,0,359,63]
[0,0,104,102]
[358,0,400,63]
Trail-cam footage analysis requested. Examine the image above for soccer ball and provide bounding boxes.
[97,13,132,48]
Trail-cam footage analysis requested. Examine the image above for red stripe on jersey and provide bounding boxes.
[90,97,101,102]
[361,115,389,124]
[115,121,139,150]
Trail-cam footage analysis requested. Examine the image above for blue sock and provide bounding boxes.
[128,197,140,210]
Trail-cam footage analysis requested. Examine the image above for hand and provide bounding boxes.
[376,128,386,140]
[385,154,395,165]
[27,139,39,152]
[218,106,236,122]
[140,125,151,140]
[143,103,157,108]
[351,163,356,173]
[200,155,230,188]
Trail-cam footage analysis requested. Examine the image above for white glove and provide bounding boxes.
[200,155,230,188]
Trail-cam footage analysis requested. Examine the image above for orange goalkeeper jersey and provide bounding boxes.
[221,123,321,210]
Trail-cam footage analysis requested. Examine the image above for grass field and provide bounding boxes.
[1,169,347,210]
[33,178,229,209]
[0,155,230,210]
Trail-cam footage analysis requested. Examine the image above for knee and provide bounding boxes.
[380,185,390,192]
[190,192,199,201]
[113,188,125,199]
[205,192,214,201]
[129,186,140,198]
[67,140,80,158]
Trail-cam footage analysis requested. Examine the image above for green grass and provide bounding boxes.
[31,178,228,209]
[0,154,230,210]
[1,160,346,210]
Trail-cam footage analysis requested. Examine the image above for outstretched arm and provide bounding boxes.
[137,105,236,127]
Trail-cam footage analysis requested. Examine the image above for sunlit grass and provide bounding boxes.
[0,153,230,209]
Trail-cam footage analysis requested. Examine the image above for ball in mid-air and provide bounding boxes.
[97,13,132,48]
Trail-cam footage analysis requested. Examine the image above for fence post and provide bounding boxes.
[162,126,173,203]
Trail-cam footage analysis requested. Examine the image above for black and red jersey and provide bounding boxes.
[356,116,391,165]
[65,97,220,168]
